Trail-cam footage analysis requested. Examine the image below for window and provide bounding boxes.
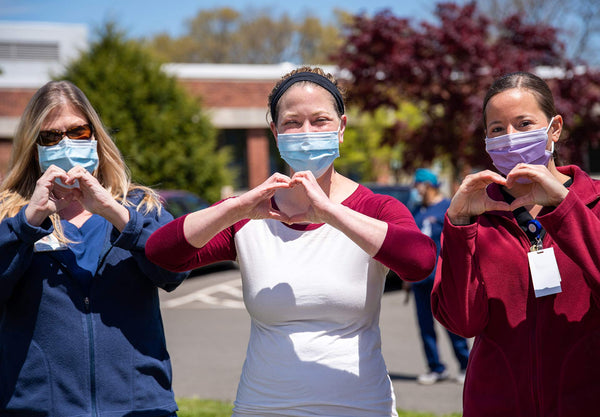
[0,41,59,61]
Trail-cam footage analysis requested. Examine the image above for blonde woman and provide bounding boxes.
[0,81,187,417]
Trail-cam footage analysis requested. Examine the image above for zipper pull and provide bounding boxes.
[84,296,90,312]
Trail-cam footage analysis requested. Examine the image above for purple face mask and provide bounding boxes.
[485,117,554,179]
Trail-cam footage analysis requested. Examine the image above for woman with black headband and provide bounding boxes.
[146,66,436,416]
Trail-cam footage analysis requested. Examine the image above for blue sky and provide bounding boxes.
[0,0,462,38]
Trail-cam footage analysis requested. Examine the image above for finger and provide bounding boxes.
[509,197,531,211]
[289,174,313,188]
[270,172,292,183]
[486,200,512,212]
[256,185,287,204]
[43,164,67,175]
[290,170,317,181]
[66,166,90,182]
[42,166,68,185]
[287,212,309,224]
[505,164,549,185]
[266,209,291,223]
[264,181,292,192]
[469,170,507,186]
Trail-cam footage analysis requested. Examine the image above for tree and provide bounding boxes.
[334,2,600,181]
[476,0,600,66]
[60,23,232,202]
[146,7,344,65]
[336,105,424,183]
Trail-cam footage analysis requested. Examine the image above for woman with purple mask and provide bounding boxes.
[432,71,600,416]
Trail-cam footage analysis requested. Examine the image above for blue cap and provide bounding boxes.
[414,168,439,187]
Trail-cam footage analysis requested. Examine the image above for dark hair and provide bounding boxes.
[268,66,346,124]
[482,72,556,127]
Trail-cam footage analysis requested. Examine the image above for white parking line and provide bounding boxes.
[163,278,245,309]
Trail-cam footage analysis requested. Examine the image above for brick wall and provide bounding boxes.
[0,88,37,117]
[180,79,273,108]
[0,81,273,186]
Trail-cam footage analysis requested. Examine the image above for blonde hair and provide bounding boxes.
[0,80,161,242]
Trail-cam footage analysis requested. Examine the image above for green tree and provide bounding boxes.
[337,104,424,183]
[476,0,600,65]
[147,7,343,65]
[296,15,345,64]
[60,23,232,202]
[334,2,600,180]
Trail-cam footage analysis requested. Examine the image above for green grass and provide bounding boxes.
[176,398,233,417]
[176,398,462,417]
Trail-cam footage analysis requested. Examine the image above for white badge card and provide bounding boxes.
[528,247,562,298]
[34,233,68,252]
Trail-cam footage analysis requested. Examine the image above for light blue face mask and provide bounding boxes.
[276,129,340,178]
[37,139,99,188]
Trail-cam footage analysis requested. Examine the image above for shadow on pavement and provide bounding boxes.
[389,373,419,381]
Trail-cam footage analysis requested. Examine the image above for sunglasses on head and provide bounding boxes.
[37,124,94,146]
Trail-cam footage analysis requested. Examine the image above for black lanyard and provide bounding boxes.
[499,178,573,248]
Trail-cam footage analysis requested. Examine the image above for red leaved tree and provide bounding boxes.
[333,2,600,181]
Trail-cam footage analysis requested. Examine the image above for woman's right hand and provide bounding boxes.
[24,165,72,226]
[447,170,510,225]
[236,173,292,221]
[183,173,292,248]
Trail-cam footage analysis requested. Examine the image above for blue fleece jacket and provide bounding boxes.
[0,191,188,416]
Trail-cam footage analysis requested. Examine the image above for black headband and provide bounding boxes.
[269,72,345,122]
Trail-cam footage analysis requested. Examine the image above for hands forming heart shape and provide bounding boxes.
[26,164,116,226]
[241,171,334,225]
[448,164,569,225]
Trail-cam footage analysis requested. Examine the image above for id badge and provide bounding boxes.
[34,234,68,252]
[528,247,562,298]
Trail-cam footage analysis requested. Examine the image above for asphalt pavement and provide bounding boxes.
[159,268,467,415]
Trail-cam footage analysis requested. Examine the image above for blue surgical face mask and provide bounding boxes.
[37,139,99,188]
[277,129,340,178]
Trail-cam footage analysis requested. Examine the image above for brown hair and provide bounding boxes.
[268,66,346,125]
[483,71,556,127]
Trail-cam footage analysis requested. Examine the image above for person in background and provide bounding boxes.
[432,71,600,416]
[0,80,188,416]
[146,66,436,417]
[410,168,470,385]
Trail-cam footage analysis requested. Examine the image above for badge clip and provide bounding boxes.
[527,219,543,252]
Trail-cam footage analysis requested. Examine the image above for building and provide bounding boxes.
[0,21,89,181]
[0,21,343,189]
[2,21,596,189]
[162,62,339,189]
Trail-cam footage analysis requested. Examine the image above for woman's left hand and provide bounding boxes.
[66,166,130,230]
[287,171,335,224]
[505,163,569,209]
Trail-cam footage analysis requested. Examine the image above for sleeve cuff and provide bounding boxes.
[110,205,143,249]
[13,205,54,244]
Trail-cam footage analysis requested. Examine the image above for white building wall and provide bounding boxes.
[0,21,88,88]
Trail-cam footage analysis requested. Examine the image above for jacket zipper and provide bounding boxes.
[84,296,98,417]
[84,238,114,417]
[49,221,115,417]
[503,216,543,416]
